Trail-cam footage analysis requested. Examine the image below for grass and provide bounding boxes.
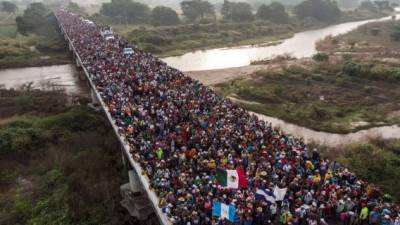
[214,61,400,133]
[317,19,400,53]
[0,14,70,69]
[0,25,17,38]
[0,90,131,225]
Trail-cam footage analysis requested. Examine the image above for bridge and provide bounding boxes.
[53,9,400,225]
[55,11,169,225]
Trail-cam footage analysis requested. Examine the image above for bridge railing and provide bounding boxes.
[55,13,170,225]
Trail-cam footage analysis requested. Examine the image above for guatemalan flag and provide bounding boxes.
[255,188,276,204]
[216,168,248,189]
[212,202,236,222]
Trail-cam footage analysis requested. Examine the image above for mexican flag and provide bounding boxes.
[216,168,248,189]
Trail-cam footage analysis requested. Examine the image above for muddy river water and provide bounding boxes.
[163,16,395,71]
[0,64,86,95]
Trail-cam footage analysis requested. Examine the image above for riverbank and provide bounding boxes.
[0,56,70,70]
[115,21,295,58]
[0,89,134,225]
[317,19,400,57]
[0,64,87,95]
[0,13,69,70]
[0,30,70,69]
[114,9,390,58]
[188,56,400,134]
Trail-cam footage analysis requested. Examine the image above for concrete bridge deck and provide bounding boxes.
[54,13,169,225]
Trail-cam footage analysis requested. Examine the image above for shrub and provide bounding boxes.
[340,140,400,202]
[285,65,305,75]
[142,43,161,54]
[312,52,329,62]
[341,61,362,76]
[0,110,102,157]
[310,104,331,120]
[390,26,400,41]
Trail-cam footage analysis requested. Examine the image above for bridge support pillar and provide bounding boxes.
[120,170,157,224]
[75,57,81,68]
[121,147,127,168]
[90,89,100,105]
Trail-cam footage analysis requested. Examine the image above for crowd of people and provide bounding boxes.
[56,10,399,225]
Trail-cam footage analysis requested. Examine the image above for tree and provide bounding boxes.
[294,0,341,22]
[180,0,215,22]
[1,1,17,14]
[100,0,150,24]
[151,6,180,26]
[221,1,253,22]
[359,1,379,13]
[221,0,231,19]
[230,2,253,22]
[16,3,49,35]
[336,0,359,9]
[67,2,86,15]
[256,2,289,24]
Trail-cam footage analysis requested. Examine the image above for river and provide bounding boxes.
[163,16,394,71]
[1,16,399,146]
[253,113,400,147]
[0,64,87,95]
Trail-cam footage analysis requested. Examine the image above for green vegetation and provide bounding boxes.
[221,0,253,22]
[0,89,130,225]
[94,0,392,57]
[294,0,341,22]
[0,23,16,37]
[100,0,150,24]
[0,1,17,14]
[66,2,87,16]
[256,2,290,24]
[391,25,400,41]
[312,52,330,62]
[118,21,293,56]
[0,2,69,69]
[215,59,400,133]
[181,0,215,22]
[338,139,400,202]
[318,20,400,54]
[151,6,180,26]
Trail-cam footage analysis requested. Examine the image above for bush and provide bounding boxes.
[285,65,305,75]
[391,26,400,41]
[142,43,161,54]
[341,61,363,76]
[0,110,102,157]
[340,140,400,202]
[138,34,171,45]
[310,104,331,120]
[312,53,329,62]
